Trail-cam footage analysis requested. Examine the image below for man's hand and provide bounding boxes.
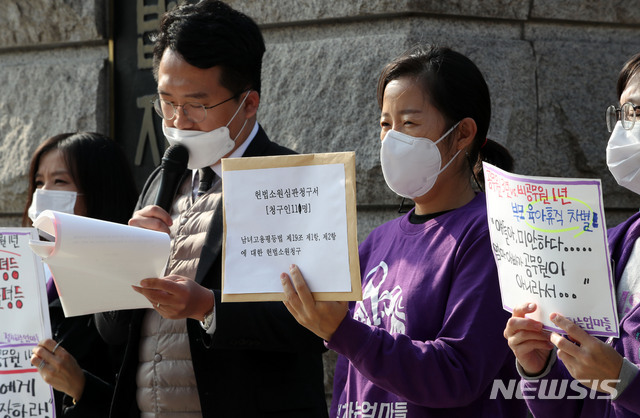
[129,205,173,235]
[133,275,214,321]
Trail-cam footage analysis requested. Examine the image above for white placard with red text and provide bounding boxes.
[0,228,54,417]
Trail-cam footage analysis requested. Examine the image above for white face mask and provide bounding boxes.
[606,121,640,194]
[27,189,78,222]
[380,122,461,199]
[163,91,250,170]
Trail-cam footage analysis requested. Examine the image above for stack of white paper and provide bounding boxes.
[29,210,170,316]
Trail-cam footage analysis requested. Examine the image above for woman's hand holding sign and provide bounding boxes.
[504,303,555,375]
[505,302,624,394]
[549,312,623,394]
[281,264,348,341]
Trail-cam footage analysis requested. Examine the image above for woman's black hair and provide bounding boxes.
[377,45,514,186]
[22,132,138,226]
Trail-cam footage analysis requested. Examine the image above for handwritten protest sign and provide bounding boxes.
[0,229,55,417]
[221,152,361,302]
[483,162,618,337]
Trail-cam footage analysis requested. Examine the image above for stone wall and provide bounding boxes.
[2,0,640,230]
[233,0,640,234]
[0,0,108,225]
[1,0,639,409]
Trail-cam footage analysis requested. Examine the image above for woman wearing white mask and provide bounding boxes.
[504,54,640,417]
[24,132,138,417]
[280,45,527,417]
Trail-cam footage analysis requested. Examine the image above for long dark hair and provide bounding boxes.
[377,45,514,186]
[22,132,138,226]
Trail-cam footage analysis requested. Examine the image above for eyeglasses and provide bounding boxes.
[152,93,240,124]
[606,102,640,132]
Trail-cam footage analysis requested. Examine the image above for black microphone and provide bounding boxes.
[154,144,189,212]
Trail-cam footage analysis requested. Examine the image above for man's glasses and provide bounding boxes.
[606,102,640,132]
[152,93,240,124]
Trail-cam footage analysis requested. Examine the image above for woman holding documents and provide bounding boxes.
[26,132,138,417]
[281,45,526,416]
[504,54,640,416]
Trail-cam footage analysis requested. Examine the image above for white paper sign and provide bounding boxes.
[0,228,55,416]
[28,210,171,317]
[484,162,618,337]
[224,163,351,294]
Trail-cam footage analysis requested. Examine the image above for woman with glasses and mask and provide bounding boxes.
[504,53,640,417]
[280,44,527,417]
[25,132,138,417]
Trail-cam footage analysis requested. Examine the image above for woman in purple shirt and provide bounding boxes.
[281,45,527,417]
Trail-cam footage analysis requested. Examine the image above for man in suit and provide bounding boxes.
[95,1,328,416]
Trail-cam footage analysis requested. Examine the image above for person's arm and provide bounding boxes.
[30,339,114,418]
[504,303,582,415]
[31,339,85,400]
[548,313,623,394]
[507,307,636,416]
[129,179,323,353]
[338,236,513,406]
[60,370,113,418]
[613,360,640,414]
[518,353,585,418]
[284,233,514,407]
[504,303,555,376]
[518,350,640,417]
[131,272,323,352]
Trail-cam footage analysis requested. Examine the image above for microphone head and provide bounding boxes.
[161,144,189,171]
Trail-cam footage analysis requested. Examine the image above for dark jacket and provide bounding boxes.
[94,126,328,418]
[49,299,122,418]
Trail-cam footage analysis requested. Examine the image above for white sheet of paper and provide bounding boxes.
[0,228,54,414]
[484,162,619,337]
[28,210,171,316]
[224,163,351,294]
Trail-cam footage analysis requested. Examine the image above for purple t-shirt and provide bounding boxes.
[327,193,526,417]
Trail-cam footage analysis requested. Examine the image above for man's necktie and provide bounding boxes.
[197,167,215,197]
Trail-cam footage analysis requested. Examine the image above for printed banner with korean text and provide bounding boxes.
[483,163,618,337]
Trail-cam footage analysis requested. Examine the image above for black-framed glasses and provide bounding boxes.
[152,93,240,124]
[606,102,640,132]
